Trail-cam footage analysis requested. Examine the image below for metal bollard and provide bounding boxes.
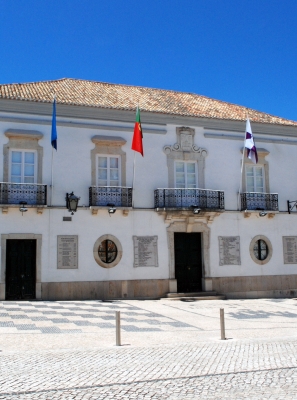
[115,311,121,346]
[220,308,226,340]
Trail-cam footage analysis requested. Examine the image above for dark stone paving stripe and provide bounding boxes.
[0,322,14,327]
[39,327,62,333]
[121,325,162,332]
[50,319,70,323]
[15,325,39,330]
[72,321,96,326]
[31,317,49,321]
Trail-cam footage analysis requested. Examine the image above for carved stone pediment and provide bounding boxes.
[163,127,207,156]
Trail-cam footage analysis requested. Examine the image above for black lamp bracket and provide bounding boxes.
[287,200,297,214]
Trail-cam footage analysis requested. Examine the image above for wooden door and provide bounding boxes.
[174,232,202,293]
[6,239,36,300]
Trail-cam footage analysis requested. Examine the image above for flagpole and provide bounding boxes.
[51,146,54,206]
[238,114,248,210]
[50,95,56,207]
[131,104,142,209]
[132,151,136,208]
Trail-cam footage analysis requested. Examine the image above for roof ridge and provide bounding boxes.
[0,77,70,87]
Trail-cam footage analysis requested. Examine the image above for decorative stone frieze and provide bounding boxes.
[164,127,207,155]
[162,210,220,225]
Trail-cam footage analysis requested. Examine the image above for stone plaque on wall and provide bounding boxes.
[57,235,78,269]
[133,236,158,268]
[219,236,241,266]
[283,236,297,264]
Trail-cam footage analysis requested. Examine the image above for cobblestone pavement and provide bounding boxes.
[1,298,297,398]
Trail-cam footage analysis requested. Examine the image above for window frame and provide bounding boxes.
[98,239,118,264]
[91,136,127,188]
[9,149,38,184]
[96,154,121,187]
[93,234,123,268]
[253,239,268,261]
[3,130,43,185]
[241,148,270,194]
[249,235,273,265]
[174,160,198,189]
[245,164,265,193]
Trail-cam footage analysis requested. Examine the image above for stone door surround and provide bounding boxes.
[166,220,211,292]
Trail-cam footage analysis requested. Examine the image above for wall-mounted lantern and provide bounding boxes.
[66,192,80,215]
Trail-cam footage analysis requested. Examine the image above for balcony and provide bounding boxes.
[0,183,47,206]
[240,192,278,211]
[154,188,225,210]
[89,186,133,207]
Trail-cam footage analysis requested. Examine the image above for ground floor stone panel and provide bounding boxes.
[212,275,297,299]
[41,279,170,300]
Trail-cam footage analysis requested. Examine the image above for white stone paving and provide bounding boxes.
[1,298,297,398]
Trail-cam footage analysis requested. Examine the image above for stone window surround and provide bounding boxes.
[0,233,42,300]
[91,135,127,186]
[93,234,123,268]
[167,220,211,291]
[241,148,270,193]
[163,127,207,188]
[3,129,44,183]
[249,235,273,265]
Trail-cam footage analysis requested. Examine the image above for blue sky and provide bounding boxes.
[1,0,297,121]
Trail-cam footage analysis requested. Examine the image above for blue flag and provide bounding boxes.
[51,99,57,150]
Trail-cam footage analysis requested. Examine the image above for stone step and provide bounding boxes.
[166,291,218,298]
[163,295,226,301]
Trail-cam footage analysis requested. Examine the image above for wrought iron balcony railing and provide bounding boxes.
[0,183,47,205]
[89,186,133,207]
[240,192,278,211]
[154,188,225,210]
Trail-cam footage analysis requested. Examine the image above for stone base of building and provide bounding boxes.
[41,279,170,301]
[211,275,297,299]
[223,289,297,299]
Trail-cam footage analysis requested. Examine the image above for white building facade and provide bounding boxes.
[1,78,297,300]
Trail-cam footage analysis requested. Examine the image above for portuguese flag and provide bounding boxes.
[131,107,143,156]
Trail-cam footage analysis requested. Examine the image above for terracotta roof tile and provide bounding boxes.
[0,78,296,126]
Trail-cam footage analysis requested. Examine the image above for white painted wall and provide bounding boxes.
[0,208,169,282]
[209,212,297,277]
[1,109,297,285]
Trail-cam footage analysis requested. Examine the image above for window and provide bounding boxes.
[175,161,197,188]
[163,127,207,190]
[242,148,270,195]
[246,165,264,193]
[249,235,272,265]
[253,239,268,261]
[93,234,123,268]
[98,239,118,263]
[97,156,120,186]
[10,151,36,183]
